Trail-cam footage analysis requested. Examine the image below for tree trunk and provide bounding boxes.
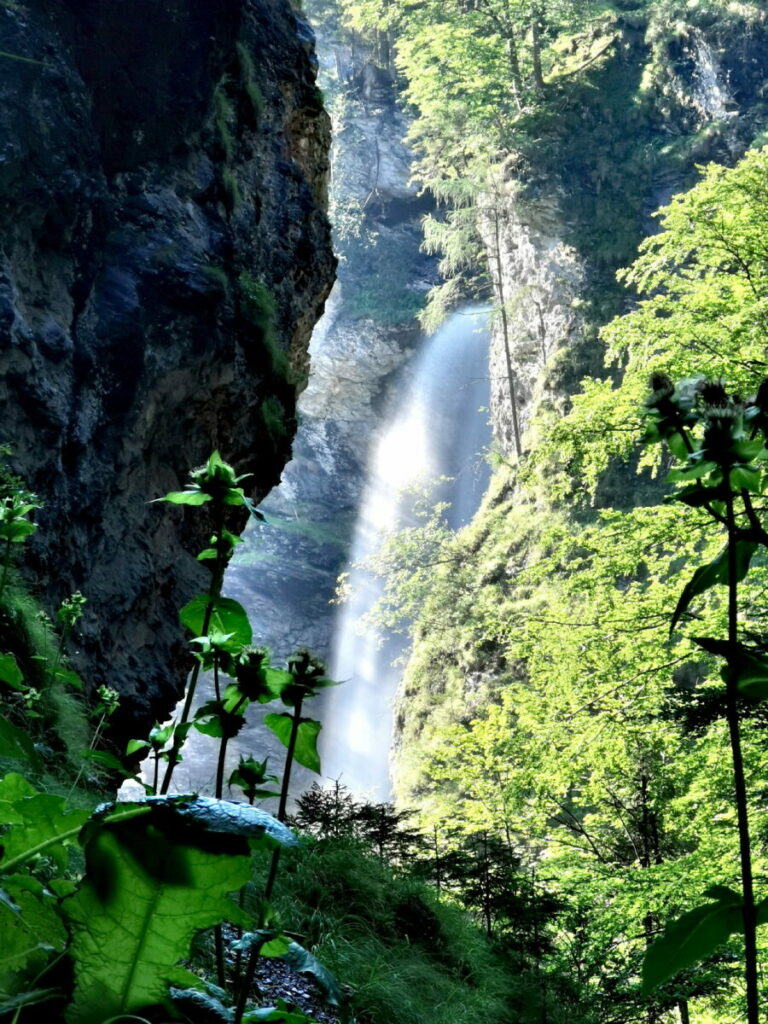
[506,34,524,111]
[490,205,522,456]
[530,3,545,93]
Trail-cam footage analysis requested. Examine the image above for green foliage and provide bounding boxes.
[534,148,768,499]
[236,41,265,119]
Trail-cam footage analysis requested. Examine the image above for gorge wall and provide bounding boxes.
[483,7,768,461]
[0,0,335,733]
[226,13,435,665]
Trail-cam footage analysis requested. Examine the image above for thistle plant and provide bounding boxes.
[157,451,254,793]
[642,375,768,1023]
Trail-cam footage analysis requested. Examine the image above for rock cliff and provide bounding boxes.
[485,7,768,458]
[226,17,435,663]
[0,0,335,732]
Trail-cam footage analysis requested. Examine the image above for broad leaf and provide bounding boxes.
[244,1000,317,1023]
[0,877,67,1001]
[0,717,41,770]
[282,941,342,1006]
[63,821,252,1024]
[180,595,253,647]
[642,897,744,993]
[0,653,23,691]
[86,796,298,852]
[0,777,89,873]
[265,714,322,774]
[671,540,757,633]
[692,637,768,700]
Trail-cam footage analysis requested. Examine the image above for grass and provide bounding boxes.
[268,838,521,1024]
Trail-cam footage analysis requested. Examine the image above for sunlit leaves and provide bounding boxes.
[180,595,253,647]
[265,714,322,774]
[642,889,744,994]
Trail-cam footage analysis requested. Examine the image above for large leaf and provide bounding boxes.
[63,817,253,1024]
[694,636,768,700]
[0,877,68,1002]
[180,595,253,647]
[0,718,41,771]
[85,796,298,851]
[670,540,757,633]
[244,1001,317,1023]
[282,941,342,1006]
[0,653,24,691]
[0,775,89,873]
[642,894,744,993]
[264,714,322,774]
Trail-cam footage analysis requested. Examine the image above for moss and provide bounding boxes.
[237,273,299,383]
[260,396,290,441]
[236,41,265,120]
[221,166,241,212]
[213,76,236,162]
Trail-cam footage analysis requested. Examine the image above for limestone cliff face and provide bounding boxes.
[485,8,768,456]
[0,0,335,731]
[226,21,435,662]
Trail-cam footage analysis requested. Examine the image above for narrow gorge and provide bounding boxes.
[3,1,768,1023]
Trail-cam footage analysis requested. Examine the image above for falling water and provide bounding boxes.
[318,307,491,801]
[690,35,735,121]
[120,307,490,804]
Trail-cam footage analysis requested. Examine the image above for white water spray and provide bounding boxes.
[318,308,491,801]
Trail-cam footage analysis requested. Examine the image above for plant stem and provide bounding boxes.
[725,492,759,1024]
[235,701,303,1021]
[161,508,226,794]
[0,537,12,606]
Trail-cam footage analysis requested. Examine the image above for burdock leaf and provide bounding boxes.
[642,897,743,993]
[63,820,253,1024]
[264,715,322,774]
[180,595,253,647]
[282,941,342,1006]
[0,879,67,1002]
[0,778,89,873]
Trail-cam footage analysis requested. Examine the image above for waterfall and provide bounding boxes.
[690,35,735,121]
[318,307,491,801]
[121,308,490,803]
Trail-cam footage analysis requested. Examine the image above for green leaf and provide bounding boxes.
[0,653,24,691]
[158,490,212,506]
[86,796,298,851]
[0,988,62,1015]
[729,464,761,493]
[54,667,84,692]
[126,738,151,756]
[0,781,90,874]
[692,637,768,700]
[265,714,322,774]
[244,1000,317,1023]
[0,879,68,1001]
[80,750,136,778]
[63,819,253,1024]
[642,897,744,993]
[670,540,757,633]
[169,988,232,1024]
[282,941,342,1006]
[180,595,253,646]
[667,459,718,482]
[0,720,41,770]
[669,484,727,508]
[757,896,768,925]
[233,930,292,958]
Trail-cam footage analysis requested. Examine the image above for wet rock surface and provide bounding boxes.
[0,0,335,734]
